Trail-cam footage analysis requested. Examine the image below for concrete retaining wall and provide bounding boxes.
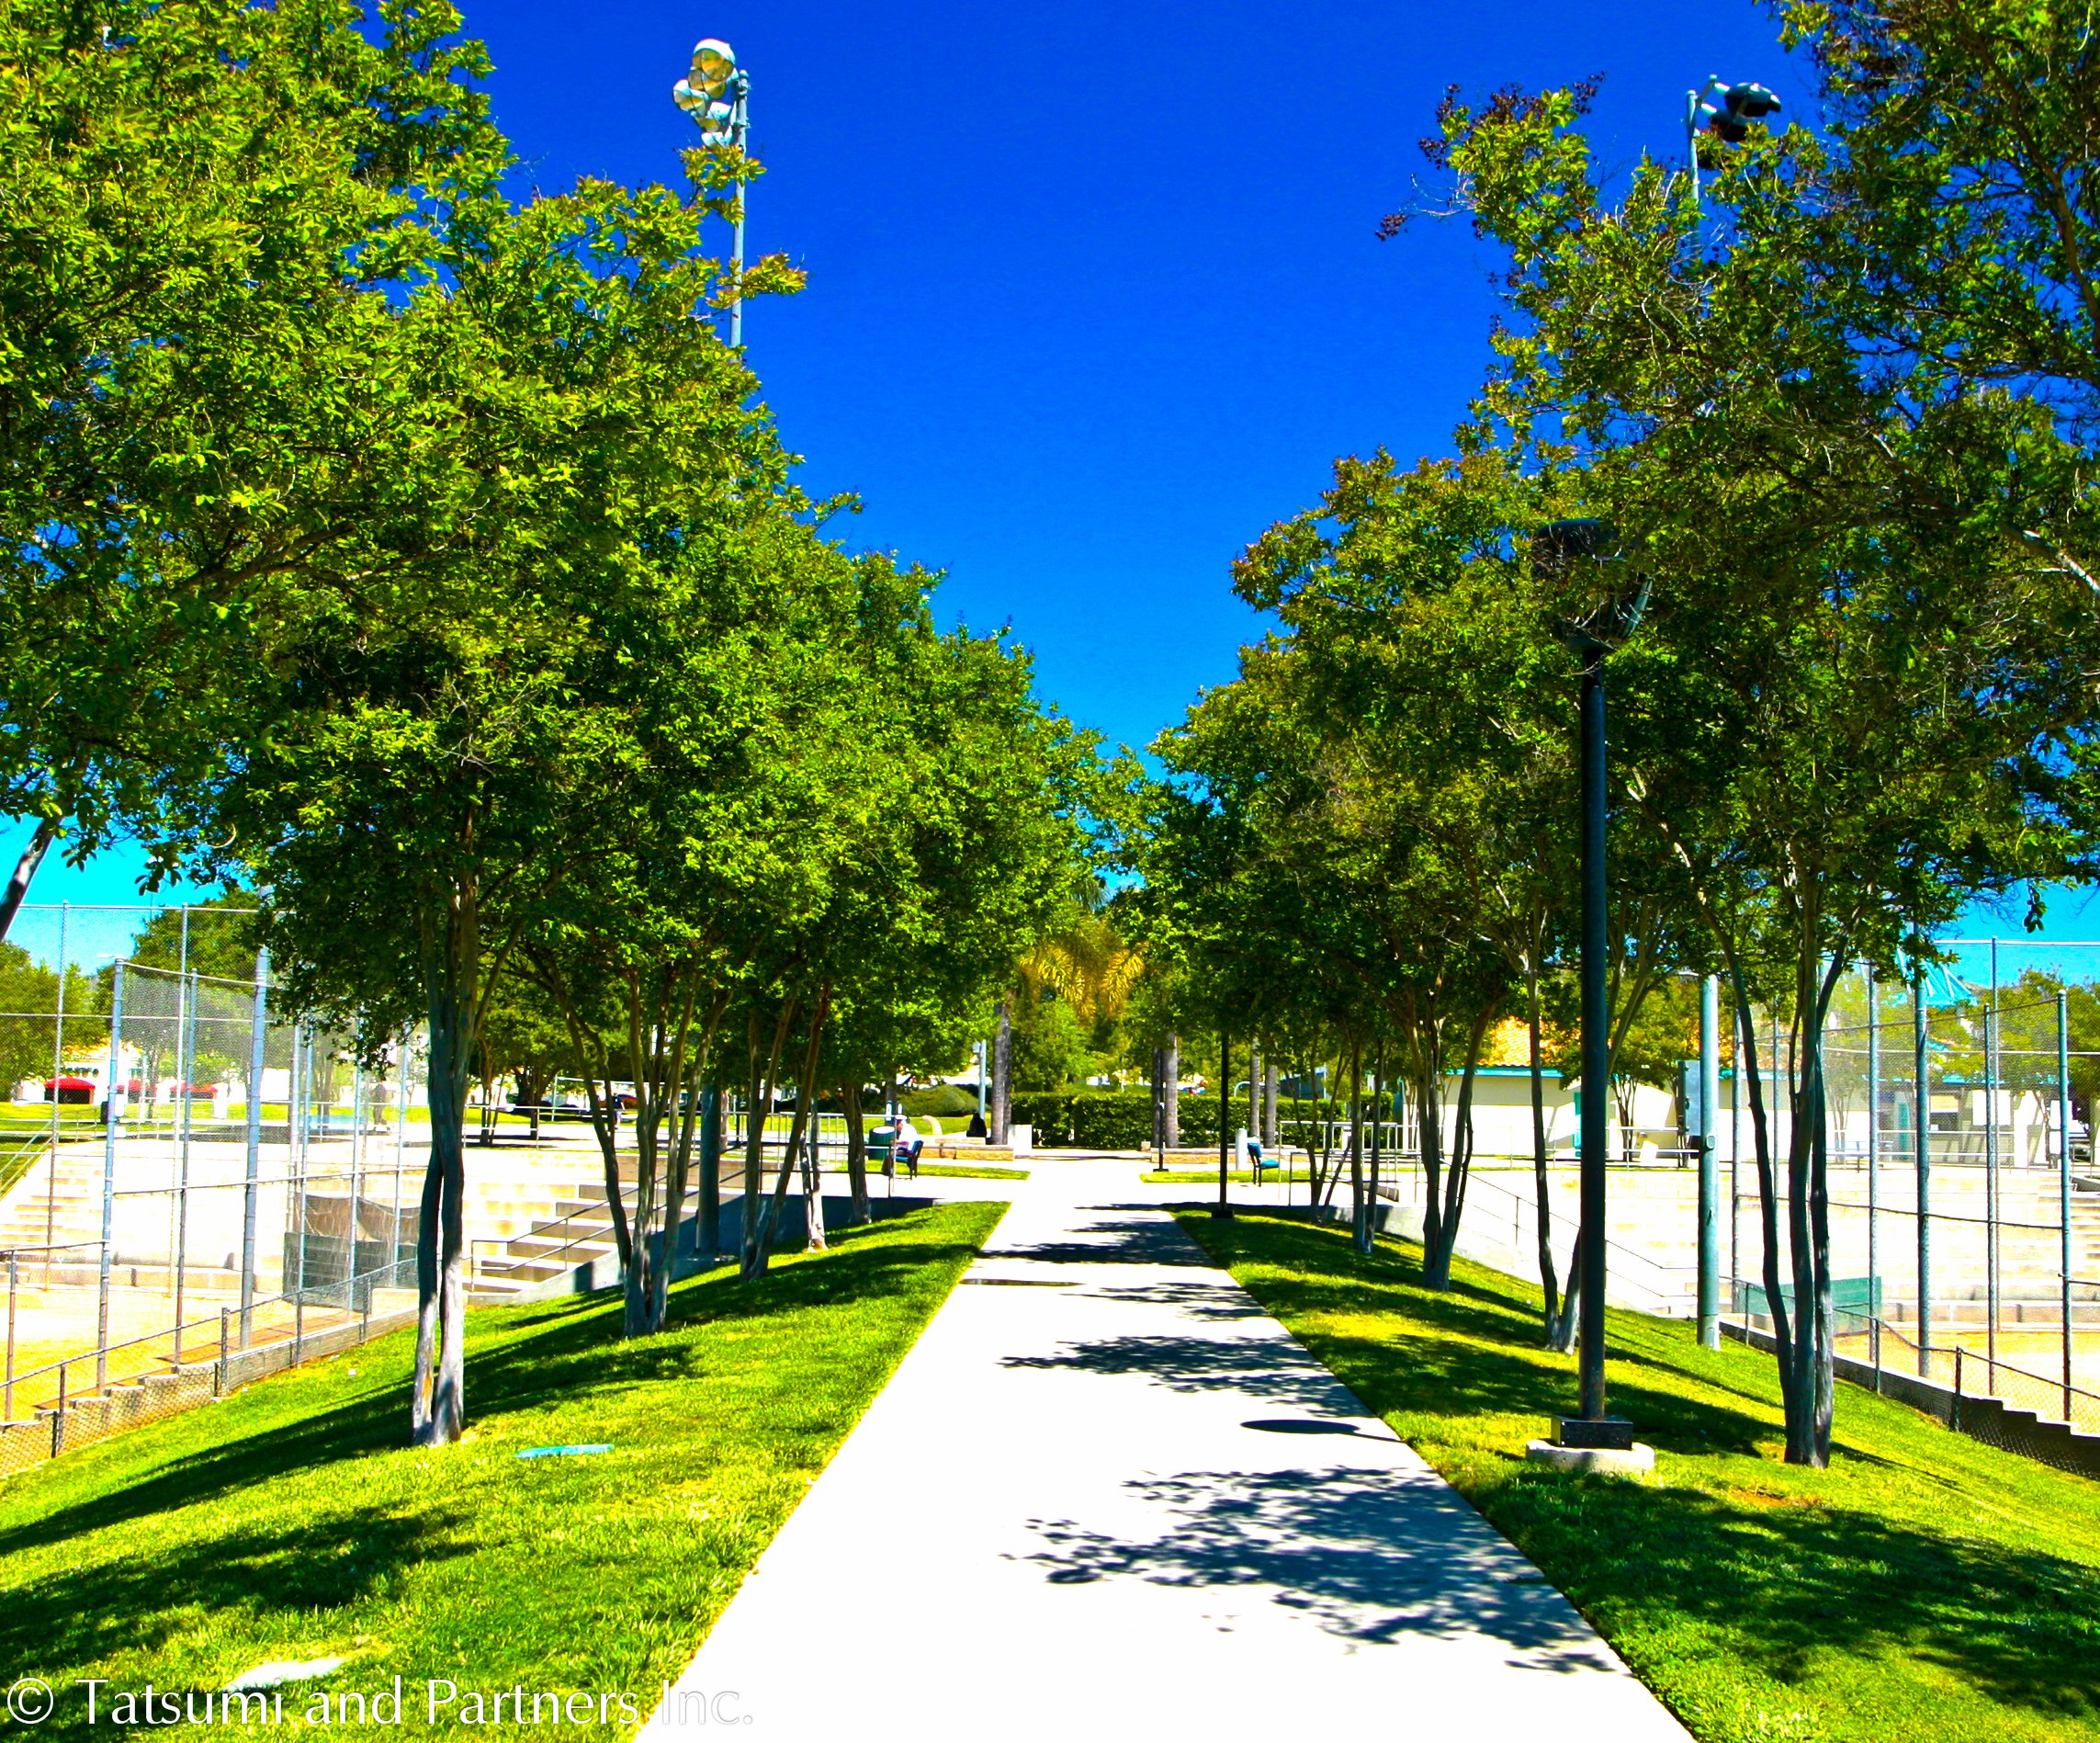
[496,1194,939,1306]
[1722,1319,2100,1478]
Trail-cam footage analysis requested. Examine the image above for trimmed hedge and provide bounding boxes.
[1007,1092,1347,1150]
[902,1084,977,1118]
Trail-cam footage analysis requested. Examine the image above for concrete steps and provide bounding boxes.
[468,1186,636,1302]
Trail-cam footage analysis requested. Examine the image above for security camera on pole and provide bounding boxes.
[673,37,751,348]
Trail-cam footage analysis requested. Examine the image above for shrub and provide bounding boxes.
[903,1083,977,1118]
[997,1090,1364,1150]
[999,1089,1333,1149]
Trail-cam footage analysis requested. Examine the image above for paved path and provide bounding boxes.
[646,1158,1689,1741]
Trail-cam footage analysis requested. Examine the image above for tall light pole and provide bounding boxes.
[674,37,752,348]
[1699,972,1721,1349]
[1538,519,1648,1453]
[1684,76,1781,217]
[1678,74,1776,1361]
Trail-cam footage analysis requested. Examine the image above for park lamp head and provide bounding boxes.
[1696,79,1781,145]
[1535,519,1651,667]
[674,38,745,145]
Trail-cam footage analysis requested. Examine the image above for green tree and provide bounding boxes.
[0,945,100,1099]
[0,0,500,926]
[217,156,785,1442]
[1427,68,2096,1463]
[1010,995,1090,1092]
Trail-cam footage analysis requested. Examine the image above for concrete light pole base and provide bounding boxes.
[1525,1439,1655,1477]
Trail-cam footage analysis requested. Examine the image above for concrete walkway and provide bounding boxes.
[644,1158,1689,1741]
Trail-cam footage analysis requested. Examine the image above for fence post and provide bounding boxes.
[1729,1026,1741,1313]
[2062,986,2076,1423]
[44,900,67,1285]
[5,1251,16,1420]
[347,1048,365,1314]
[1914,971,1933,1377]
[1698,973,1721,1350]
[288,1024,309,1316]
[242,946,267,1350]
[293,1292,304,1365]
[51,1361,64,1459]
[1867,965,1880,1378]
[173,911,198,1354]
[1985,956,2000,1375]
[1953,1347,1963,1433]
[97,959,126,1388]
[217,1308,229,1397]
[393,1029,409,1294]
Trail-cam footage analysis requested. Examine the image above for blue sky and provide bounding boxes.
[6,0,2090,951]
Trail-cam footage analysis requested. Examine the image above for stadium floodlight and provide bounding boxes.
[672,38,752,345]
[673,39,744,146]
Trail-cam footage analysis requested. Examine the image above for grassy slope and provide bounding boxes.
[1178,1208,2100,1743]
[0,1201,1003,1740]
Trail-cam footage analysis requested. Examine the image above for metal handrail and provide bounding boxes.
[469,1199,627,1279]
[0,1238,107,1259]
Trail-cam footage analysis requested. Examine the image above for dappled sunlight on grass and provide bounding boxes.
[0,1202,1004,1740]
[1180,1208,2100,1743]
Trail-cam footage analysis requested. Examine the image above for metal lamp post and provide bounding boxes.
[1684,76,1781,214]
[1539,519,1649,1451]
[674,38,752,348]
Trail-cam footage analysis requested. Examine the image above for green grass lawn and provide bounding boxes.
[0,1200,1002,1739]
[1142,1167,1315,1184]
[1176,1207,2100,1743]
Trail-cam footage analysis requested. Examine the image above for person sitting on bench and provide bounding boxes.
[891,1112,924,1181]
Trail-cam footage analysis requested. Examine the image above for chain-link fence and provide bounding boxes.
[1725,938,2100,1438]
[0,903,432,1477]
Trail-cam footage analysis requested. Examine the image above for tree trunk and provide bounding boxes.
[645,993,712,1333]
[412,969,472,1449]
[1367,1042,1384,1246]
[800,1001,833,1251]
[1550,1229,1580,1353]
[1264,1055,1279,1148]
[749,1096,806,1279]
[1349,1047,1368,1254]
[738,1002,794,1278]
[547,988,633,1272]
[1782,949,1844,1467]
[0,816,57,945]
[622,975,660,1338]
[991,999,1012,1143]
[1425,1012,1492,1288]
[580,1071,633,1271]
[1528,966,1561,1334]
[1417,1056,1447,1274]
[843,1086,871,1225]
[1733,968,1798,1416]
[749,991,829,1276]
